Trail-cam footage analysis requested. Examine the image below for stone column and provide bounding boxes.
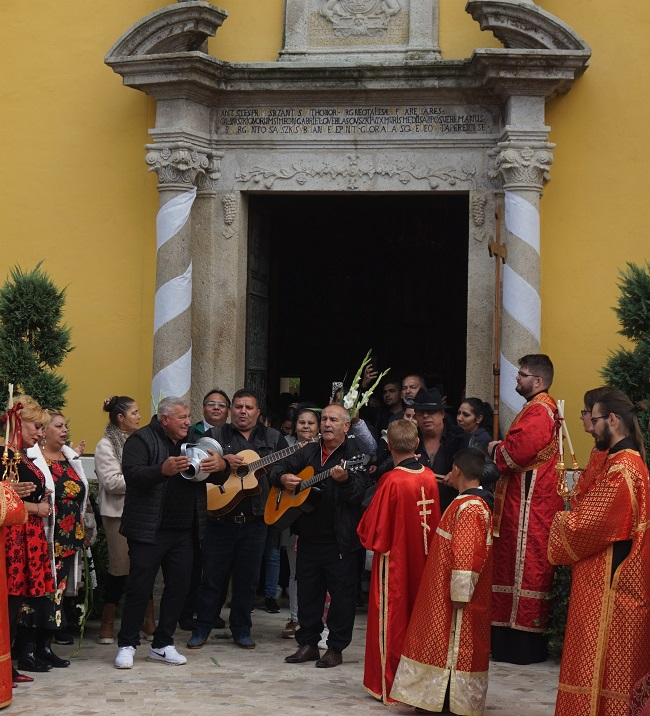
[144,142,214,409]
[489,117,554,431]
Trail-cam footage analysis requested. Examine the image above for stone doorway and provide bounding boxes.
[247,193,469,410]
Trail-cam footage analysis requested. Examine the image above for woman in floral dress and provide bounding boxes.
[3,395,56,682]
[17,410,88,669]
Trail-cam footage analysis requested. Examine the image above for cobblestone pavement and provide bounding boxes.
[7,603,560,715]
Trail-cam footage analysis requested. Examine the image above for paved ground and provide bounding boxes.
[7,599,560,716]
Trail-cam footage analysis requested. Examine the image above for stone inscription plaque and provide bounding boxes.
[216,105,498,137]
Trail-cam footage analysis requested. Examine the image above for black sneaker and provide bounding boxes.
[264,597,280,613]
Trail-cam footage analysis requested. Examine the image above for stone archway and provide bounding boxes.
[105,0,590,430]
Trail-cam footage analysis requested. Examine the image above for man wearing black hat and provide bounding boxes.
[410,387,470,511]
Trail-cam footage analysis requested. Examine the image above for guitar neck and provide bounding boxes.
[248,439,311,473]
[299,466,335,491]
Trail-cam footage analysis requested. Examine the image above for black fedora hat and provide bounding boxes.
[411,387,449,412]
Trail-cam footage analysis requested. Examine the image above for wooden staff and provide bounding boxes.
[489,198,507,440]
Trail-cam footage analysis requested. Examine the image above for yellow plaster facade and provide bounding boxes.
[0,1,646,458]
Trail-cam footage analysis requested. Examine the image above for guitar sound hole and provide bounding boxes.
[236,466,249,479]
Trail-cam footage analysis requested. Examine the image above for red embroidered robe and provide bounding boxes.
[0,482,28,709]
[549,448,650,716]
[357,463,440,704]
[391,492,493,716]
[492,392,563,632]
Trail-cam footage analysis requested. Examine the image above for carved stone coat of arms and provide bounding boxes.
[319,0,401,37]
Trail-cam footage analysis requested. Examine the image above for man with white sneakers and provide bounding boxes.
[114,397,228,669]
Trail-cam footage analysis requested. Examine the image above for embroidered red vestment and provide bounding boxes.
[549,448,650,716]
[491,392,563,632]
[390,493,493,716]
[357,464,440,704]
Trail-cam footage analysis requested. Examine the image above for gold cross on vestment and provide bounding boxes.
[417,487,436,555]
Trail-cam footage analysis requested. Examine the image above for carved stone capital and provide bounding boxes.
[488,142,554,192]
[145,144,222,191]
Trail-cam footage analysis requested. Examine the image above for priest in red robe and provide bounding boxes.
[548,389,650,716]
[487,354,563,665]
[357,419,440,704]
[390,447,493,715]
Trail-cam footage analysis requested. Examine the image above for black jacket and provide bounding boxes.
[205,422,288,516]
[267,436,368,555]
[120,416,226,544]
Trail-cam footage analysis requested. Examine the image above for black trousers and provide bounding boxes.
[117,529,193,649]
[295,541,359,653]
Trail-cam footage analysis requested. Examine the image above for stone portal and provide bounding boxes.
[105,0,590,430]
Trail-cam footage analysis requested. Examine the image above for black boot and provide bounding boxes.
[35,631,70,668]
[15,625,52,673]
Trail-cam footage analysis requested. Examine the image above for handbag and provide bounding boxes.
[0,479,28,527]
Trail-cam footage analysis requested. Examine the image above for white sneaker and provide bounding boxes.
[147,644,187,666]
[115,645,136,669]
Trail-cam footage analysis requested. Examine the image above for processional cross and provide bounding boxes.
[489,199,507,440]
[417,486,436,555]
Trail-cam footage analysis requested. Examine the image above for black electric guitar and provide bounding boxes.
[264,454,370,530]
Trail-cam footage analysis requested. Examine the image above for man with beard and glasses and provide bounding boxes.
[487,354,564,665]
[549,389,650,716]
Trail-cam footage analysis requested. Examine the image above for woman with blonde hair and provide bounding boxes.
[2,394,55,682]
[15,407,90,669]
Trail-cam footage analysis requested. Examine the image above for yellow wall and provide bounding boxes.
[1,1,647,459]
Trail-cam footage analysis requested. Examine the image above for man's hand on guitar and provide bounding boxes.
[223,453,243,469]
[162,456,191,476]
[200,450,226,474]
[331,464,349,482]
[280,473,301,492]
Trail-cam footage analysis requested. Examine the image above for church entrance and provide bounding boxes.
[246,193,469,412]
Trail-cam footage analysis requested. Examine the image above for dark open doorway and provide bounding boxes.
[246,193,469,412]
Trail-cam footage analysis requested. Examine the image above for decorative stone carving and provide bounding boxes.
[221,193,237,239]
[471,193,488,242]
[145,144,222,189]
[195,153,224,194]
[235,154,476,191]
[466,0,591,52]
[105,2,228,59]
[488,144,554,191]
[319,0,401,38]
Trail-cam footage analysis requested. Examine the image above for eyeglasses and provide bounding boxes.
[205,401,228,409]
[517,371,540,379]
[590,415,609,426]
[580,410,590,418]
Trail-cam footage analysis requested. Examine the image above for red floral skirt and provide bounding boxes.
[4,515,54,597]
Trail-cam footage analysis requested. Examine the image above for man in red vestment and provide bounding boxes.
[487,354,564,664]
[391,447,494,715]
[358,420,440,703]
[549,389,650,716]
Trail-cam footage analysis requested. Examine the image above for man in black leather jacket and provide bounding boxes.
[268,403,369,669]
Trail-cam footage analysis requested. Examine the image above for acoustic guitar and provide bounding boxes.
[264,454,370,530]
[206,435,320,515]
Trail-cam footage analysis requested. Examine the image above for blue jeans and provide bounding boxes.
[264,530,281,599]
[194,518,267,640]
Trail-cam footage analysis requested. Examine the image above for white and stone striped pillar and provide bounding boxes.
[489,140,554,432]
[145,143,213,410]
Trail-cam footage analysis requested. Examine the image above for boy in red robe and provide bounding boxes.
[358,419,440,704]
[391,447,494,716]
